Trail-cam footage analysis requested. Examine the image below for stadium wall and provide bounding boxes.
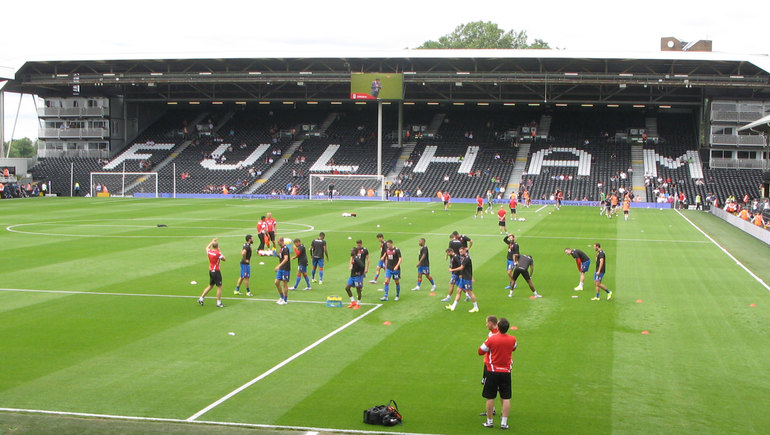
[710,207,770,245]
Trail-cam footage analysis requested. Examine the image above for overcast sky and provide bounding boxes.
[2,0,768,142]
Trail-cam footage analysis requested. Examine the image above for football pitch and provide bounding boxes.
[1,197,769,434]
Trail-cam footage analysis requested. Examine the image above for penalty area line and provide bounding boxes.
[186,303,384,421]
[0,407,439,435]
[676,210,770,292]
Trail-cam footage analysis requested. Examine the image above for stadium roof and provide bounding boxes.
[4,49,770,106]
[738,114,770,134]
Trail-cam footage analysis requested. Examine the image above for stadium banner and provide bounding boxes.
[350,73,403,100]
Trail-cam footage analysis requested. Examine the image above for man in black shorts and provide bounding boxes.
[510,254,541,298]
[478,318,517,430]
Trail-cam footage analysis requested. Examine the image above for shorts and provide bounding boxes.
[443,201,448,206]
[312,258,324,269]
[377,259,385,268]
[209,270,223,286]
[347,275,364,287]
[579,260,591,273]
[459,278,473,291]
[296,265,307,273]
[384,269,400,280]
[594,272,605,282]
[268,231,276,242]
[510,208,516,214]
[512,267,530,282]
[482,371,512,400]
[275,269,290,281]
[624,210,629,214]
[477,206,483,212]
[240,263,250,278]
[417,266,430,275]
[498,220,506,226]
[507,260,516,271]
[450,273,459,285]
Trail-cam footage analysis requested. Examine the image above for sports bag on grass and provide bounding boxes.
[363,399,402,426]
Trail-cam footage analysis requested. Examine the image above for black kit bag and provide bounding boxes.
[363,400,402,426]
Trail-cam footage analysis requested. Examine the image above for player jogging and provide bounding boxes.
[369,233,387,284]
[411,238,436,291]
[289,238,311,291]
[274,237,291,304]
[445,246,479,312]
[380,240,402,301]
[485,190,494,214]
[234,234,253,296]
[497,205,508,234]
[510,253,541,298]
[474,195,484,219]
[198,238,226,307]
[564,248,591,291]
[443,191,451,211]
[346,240,369,309]
[555,189,563,210]
[622,193,631,221]
[310,232,329,284]
[591,243,613,301]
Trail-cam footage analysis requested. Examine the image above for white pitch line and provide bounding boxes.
[0,407,439,435]
[535,204,549,213]
[676,210,770,292]
[186,303,383,421]
[0,288,380,306]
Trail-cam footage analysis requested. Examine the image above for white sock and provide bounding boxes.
[473,302,478,308]
[487,418,494,425]
[501,417,508,426]
[350,296,356,302]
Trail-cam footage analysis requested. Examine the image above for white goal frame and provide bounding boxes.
[90,172,159,198]
[308,173,385,201]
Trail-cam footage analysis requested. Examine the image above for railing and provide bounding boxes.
[37,149,109,158]
[708,158,765,169]
[710,134,766,146]
[38,107,109,117]
[39,128,109,139]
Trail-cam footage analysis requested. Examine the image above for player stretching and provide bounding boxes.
[503,233,519,296]
[234,234,253,296]
[440,247,462,302]
[591,243,613,301]
[497,205,508,234]
[564,248,591,291]
[380,240,402,301]
[510,253,541,298]
[369,233,387,284]
[310,232,329,284]
[198,238,226,307]
[411,238,436,291]
[474,195,484,219]
[274,237,291,304]
[346,240,369,309]
[445,246,479,312]
[289,238,311,291]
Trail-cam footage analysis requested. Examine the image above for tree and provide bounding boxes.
[4,138,37,158]
[416,21,551,49]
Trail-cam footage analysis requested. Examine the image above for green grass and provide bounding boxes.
[1,197,769,434]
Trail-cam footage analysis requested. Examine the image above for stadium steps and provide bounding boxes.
[120,139,194,194]
[386,142,417,181]
[245,138,305,194]
[506,143,530,192]
[631,145,646,198]
[538,115,552,139]
[645,117,659,139]
[319,112,339,132]
[427,113,446,134]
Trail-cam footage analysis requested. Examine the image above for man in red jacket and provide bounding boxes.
[478,317,517,430]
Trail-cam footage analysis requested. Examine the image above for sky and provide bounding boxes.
[2,0,768,143]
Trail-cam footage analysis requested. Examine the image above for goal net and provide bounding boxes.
[308,173,385,201]
[90,172,159,197]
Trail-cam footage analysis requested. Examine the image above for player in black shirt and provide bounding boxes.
[510,253,541,298]
[310,232,329,284]
[412,238,436,291]
[503,234,519,296]
[290,239,311,291]
[274,237,291,304]
[445,247,479,312]
[440,247,463,303]
[369,233,387,283]
[380,240,402,301]
[591,243,613,301]
[564,248,591,291]
[346,240,369,309]
[234,234,254,296]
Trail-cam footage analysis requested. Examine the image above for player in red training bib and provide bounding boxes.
[198,238,226,307]
[497,205,507,234]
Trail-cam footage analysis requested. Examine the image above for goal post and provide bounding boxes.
[89,172,159,198]
[308,173,385,201]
